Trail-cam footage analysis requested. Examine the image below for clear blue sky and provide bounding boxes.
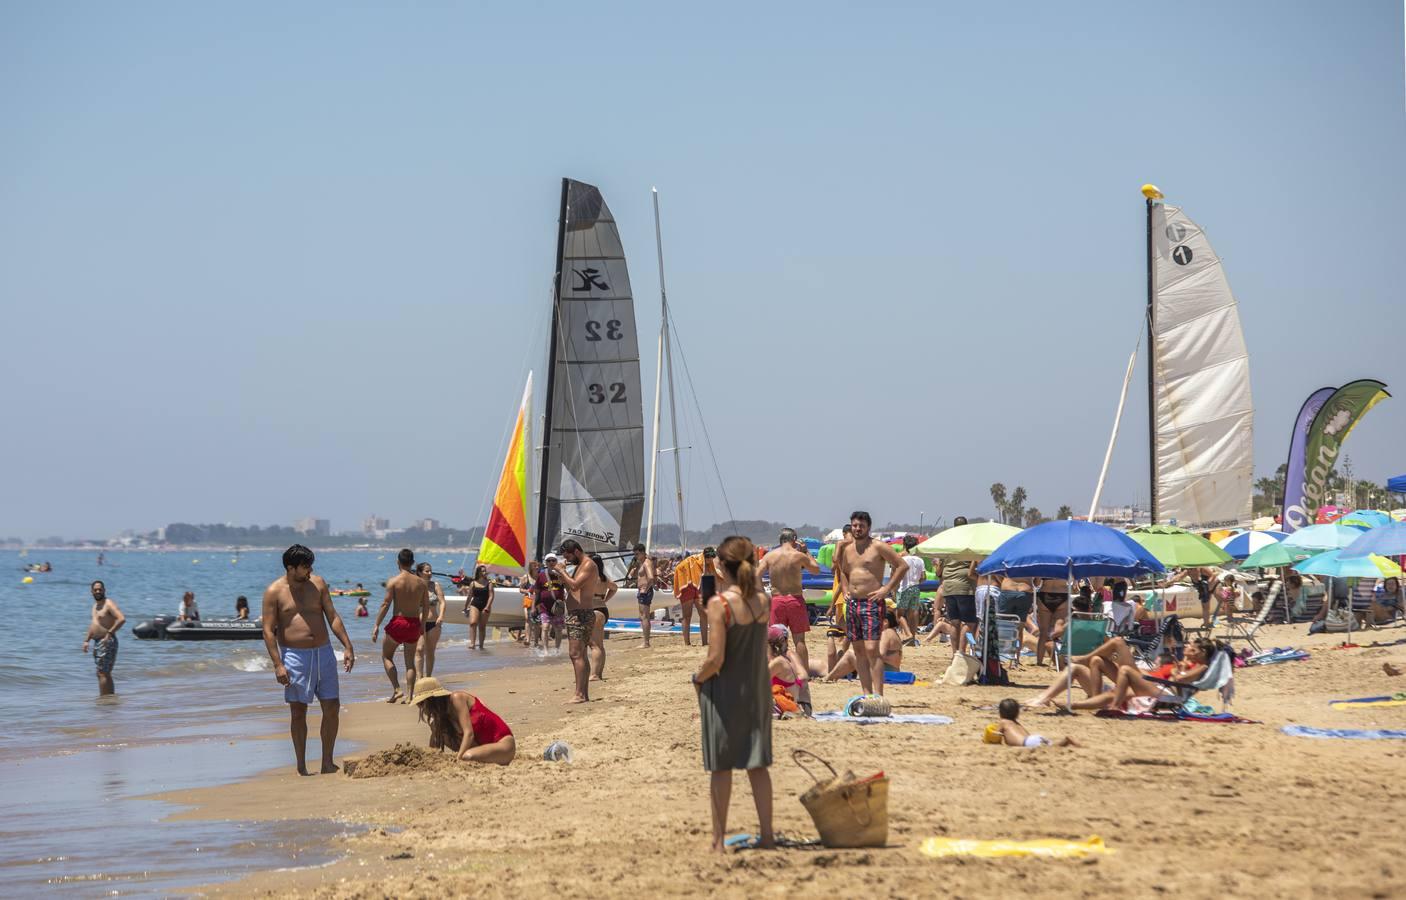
[2,1,1403,540]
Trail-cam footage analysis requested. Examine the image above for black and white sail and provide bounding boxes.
[536,179,645,564]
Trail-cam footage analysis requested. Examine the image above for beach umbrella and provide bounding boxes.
[1388,475,1406,494]
[915,522,1022,561]
[1294,549,1402,580]
[822,527,846,542]
[1126,524,1233,568]
[1337,510,1392,529]
[977,520,1164,707]
[1239,542,1312,569]
[1281,523,1367,552]
[1216,529,1288,560]
[1340,521,1406,559]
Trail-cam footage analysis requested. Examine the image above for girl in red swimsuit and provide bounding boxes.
[411,677,516,765]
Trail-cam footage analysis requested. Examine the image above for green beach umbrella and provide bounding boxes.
[915,522,1022,561]
[1126,524,1233,568]
[1238,541,1313,570]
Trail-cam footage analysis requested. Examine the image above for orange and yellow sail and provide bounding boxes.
[479,374,531,572]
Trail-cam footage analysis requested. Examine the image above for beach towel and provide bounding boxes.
[1244,647,1310,665]
[1283,724,1406,740]
[1329,693,1406,710]
[1095,709,1260,725]
[919,835,1113,860]
[884,671,917,685]
[724,833,821,850]
[814,711,954,726]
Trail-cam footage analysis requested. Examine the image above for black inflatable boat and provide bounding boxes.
[132,615,265,641]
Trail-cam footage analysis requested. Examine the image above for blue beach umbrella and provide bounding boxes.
[1341,521,1406,559]
[1338,510,1392,529]
[1216,529,1288,561]
[978,520,1165,706]
[1388,475,1406,494]
[1282,523,1368,552]
[1295,549,1402,580]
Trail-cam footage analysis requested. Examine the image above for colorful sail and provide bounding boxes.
[537,179,645,566]
[1150,201,1254,532]
[480,373,532,573]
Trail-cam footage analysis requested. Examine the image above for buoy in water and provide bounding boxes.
[192,559,200,564]
[22,576,33,584]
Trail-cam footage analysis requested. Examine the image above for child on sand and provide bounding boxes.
[984,699,1078,748]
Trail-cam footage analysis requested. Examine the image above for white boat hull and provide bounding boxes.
[441,586,664,629]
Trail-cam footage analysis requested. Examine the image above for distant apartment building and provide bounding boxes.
[294,517,332,537]
[362,515,390,535]
[416,518,441,532]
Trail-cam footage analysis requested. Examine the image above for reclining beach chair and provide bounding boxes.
[993,613,1023,668]
[1145,648,1235,713]
[1125,614,1185,666]
[1216,588,1263,654]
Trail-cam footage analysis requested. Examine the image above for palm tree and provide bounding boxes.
[989,483,1008,524]
[1056,504,1073,520]
[1024,507,1046,528]
[1008,486,1028,528]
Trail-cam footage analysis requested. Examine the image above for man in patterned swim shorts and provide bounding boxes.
[834,511,908,696]
[83,580,126,696]
[550,540,603,704]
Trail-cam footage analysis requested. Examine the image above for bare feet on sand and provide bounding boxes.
[321,762,340,774]
[386,690,403,704]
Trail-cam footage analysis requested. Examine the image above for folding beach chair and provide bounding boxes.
[1146,648,1235,713]
[1217,587,1263,654]
[1056,612,1108,670]
[994,613,1023,668]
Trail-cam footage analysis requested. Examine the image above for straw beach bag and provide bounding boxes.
[793,749,889,848]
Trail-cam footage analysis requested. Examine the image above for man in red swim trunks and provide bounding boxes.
[372,548,430,704]
[758,527,820,676]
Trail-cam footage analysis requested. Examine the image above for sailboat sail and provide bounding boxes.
[479,373,532,574]
[1150,203,1253,531]
[538,179,645,564]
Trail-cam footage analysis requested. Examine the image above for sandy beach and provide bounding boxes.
[164,623,1406,898]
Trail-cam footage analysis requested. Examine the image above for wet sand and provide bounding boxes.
[171,624,1406,898]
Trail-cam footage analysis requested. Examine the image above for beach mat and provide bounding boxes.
[1283,724,1406,740]
[836,671,920,685]
[1095,709,1260,725]
[919,835,1113,860]
[603,618,699,634]
[724,833,822,850]
[813,711,953,726]
[1329,693,1406,710]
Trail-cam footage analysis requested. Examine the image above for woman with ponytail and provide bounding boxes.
[691,535,774,851]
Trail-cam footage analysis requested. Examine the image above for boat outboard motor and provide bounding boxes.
[131,615,175,640]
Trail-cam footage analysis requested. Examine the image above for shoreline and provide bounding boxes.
[167,623,1406,897]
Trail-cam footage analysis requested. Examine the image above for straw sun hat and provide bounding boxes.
[411,677,452,705]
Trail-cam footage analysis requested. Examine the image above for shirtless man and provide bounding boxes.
[549,539,601,703]
[759,528,820,675]
[371,548,430,704]
[260,544,356,775]
[82,580,125,696]
[833,511,907,695]
[631,544,657,648]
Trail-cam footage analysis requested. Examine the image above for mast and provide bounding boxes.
[1143,184,1161,525]
[652,188,688,554]
[646,194,666,549]
[535,177,569,561]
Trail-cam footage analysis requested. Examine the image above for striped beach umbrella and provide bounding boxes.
[1216,529,1288,560]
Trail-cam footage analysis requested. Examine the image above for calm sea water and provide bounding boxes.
[0,546,514,896]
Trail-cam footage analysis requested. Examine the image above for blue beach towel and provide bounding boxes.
[1245,647,1310,666]
[814,711,953,725]
[1282,724,1406,740]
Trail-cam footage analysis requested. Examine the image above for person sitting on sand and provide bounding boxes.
[767,625,812,716]
[1025,638,1214,712]
[411,677,515,765]
[826,609,903,681]
[984,699,1079,747]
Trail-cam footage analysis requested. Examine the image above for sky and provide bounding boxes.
[2,1,1403,540]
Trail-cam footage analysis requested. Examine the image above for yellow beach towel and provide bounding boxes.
[920,835,1113,859]
[1330,693,1406,710]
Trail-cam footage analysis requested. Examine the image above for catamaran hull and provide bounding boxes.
[441,587,667,629]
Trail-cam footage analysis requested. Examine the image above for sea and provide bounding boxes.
[0,546,527,896]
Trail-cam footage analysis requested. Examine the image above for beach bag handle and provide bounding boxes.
[792,748,838,785]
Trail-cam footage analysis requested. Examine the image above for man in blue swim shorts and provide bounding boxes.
[632,543,656,648]
[261,544,356,776]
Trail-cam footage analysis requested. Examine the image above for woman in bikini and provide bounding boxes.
[464,565,494,651]
[415,563,446,677]
[767,625,811,716]
[411,676,515,765]
[1025,638,1213,711]
[588,553,618,682]
[1034,576,1068,666]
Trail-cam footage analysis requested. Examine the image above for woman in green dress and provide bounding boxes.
[691,535,773,851]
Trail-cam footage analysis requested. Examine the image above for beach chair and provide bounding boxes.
[993,614,1023,668]
[1146,648,1235,713]
[1125,614,1184,666]
[1056,613,1108,670]
[1217,589,1263,654]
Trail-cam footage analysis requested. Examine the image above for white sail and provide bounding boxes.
[1150,203,1254,531]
